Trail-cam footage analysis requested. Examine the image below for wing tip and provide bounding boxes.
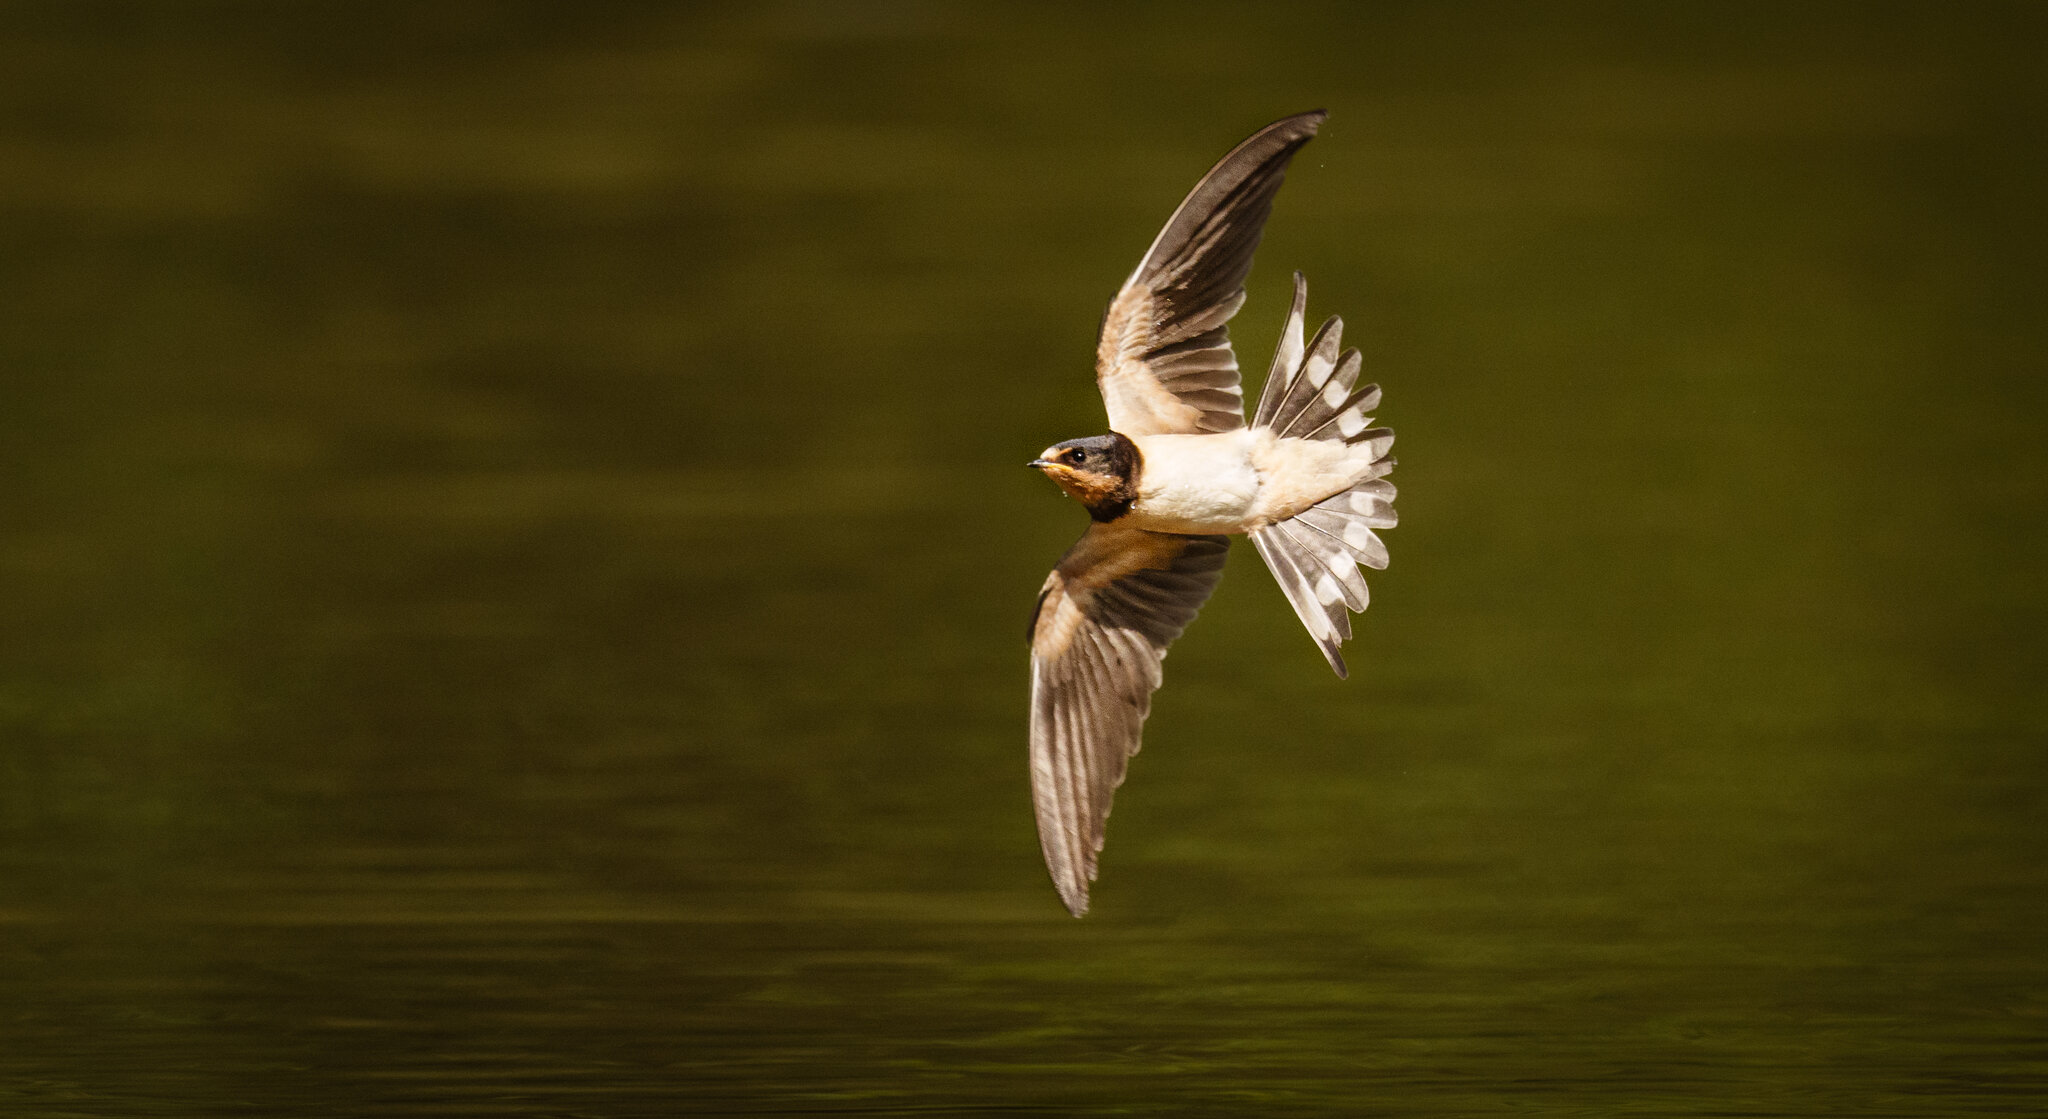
[1041,841,1095,918]
[1046,854,1093,916]
[1270,109,1328,138]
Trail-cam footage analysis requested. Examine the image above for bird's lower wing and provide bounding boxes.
[1027,523,1229,916]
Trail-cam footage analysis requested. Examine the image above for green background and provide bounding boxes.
[4,2,2044,1113]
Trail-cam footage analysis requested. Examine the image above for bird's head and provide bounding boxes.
[1030,433,1141,521]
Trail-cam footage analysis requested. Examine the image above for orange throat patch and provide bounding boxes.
[1044,466,1133,521]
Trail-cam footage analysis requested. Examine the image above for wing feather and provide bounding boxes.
[1027,524,1229,916]
[1096,111,1326,436]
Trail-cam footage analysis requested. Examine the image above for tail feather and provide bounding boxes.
[1298,382,1382,443]
[1278,341,1364,440]
[1265,316,1344,438]
[1258,297,1384,448]
[1248,274,1397,675]
[1251,273,1310,429]
[1249,527,1349,678]
[1297,502,1392,569]
[1275,518,1369,614]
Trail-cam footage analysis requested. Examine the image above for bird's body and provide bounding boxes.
[1124,432,1262,533]
[1026,110,1398,916]
[1119,428,1391,534]
[1041,427,1385,535]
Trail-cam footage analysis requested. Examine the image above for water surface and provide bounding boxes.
[4,3,2045,1114]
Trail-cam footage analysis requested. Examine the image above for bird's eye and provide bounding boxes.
[1065,450,1086,465]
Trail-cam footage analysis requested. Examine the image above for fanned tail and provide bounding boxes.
[1249,273,1397,676]
[1255,272,1391,447]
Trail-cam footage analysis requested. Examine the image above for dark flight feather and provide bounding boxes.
[1028,526,1229,915]
[1096,111,1326,437]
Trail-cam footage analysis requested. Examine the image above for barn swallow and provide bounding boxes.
[1026,110,1397,916]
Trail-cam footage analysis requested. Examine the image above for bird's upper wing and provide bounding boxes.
[1027,523,1229,916]
[1095,110,1326,436]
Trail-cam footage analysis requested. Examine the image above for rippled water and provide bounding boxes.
[5,4,2045,1114]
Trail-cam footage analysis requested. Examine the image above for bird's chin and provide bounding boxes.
[1052,477,1101,506]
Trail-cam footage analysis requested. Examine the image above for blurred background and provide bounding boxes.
[3,1,2044,1113]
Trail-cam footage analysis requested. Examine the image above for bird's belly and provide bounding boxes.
[1124,432,1260,534]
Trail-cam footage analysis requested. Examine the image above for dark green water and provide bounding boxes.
[5,3,2046,1114]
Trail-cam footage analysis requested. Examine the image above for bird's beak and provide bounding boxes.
[1028,458,1054,470]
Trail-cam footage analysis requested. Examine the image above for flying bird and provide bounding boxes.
[1026,110,1397,916]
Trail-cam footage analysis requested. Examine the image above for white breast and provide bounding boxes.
[1124,431,1260,534]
